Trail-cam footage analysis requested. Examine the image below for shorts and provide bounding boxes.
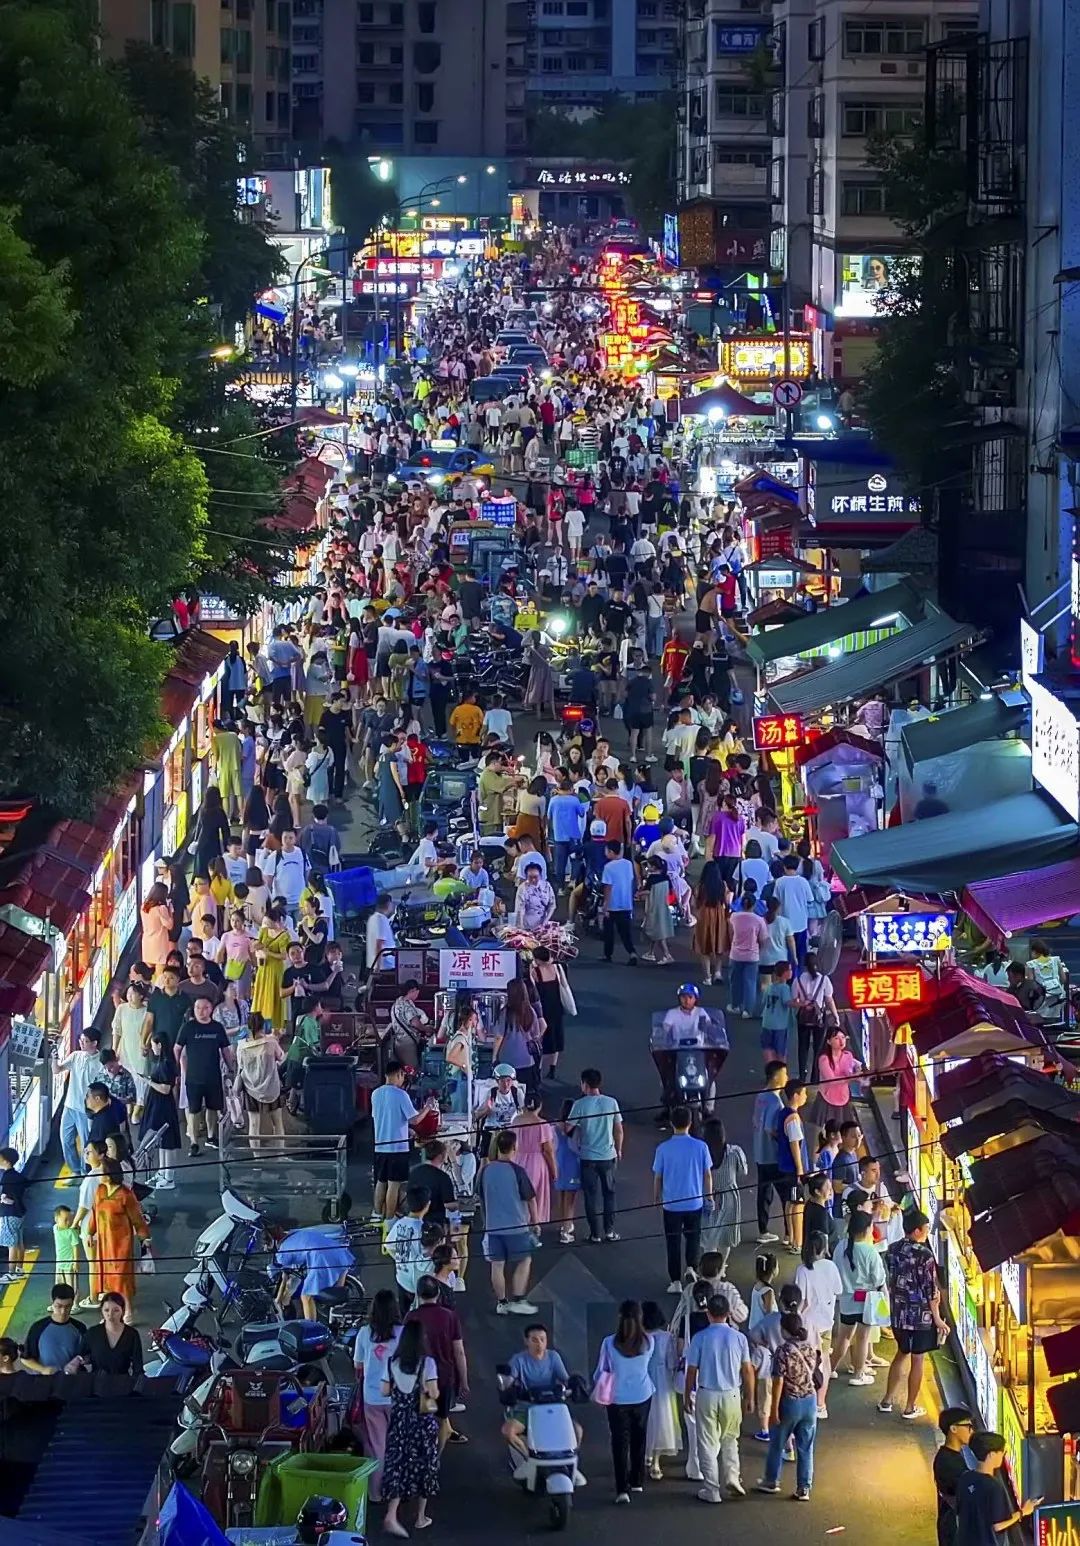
[778,1177,803,1204]
[244,1090,282,1114]
[839,1311,864,1327]
[483,1228,535,1263]
[0,1216,24,1248]
[186,1081,224,1115]
[374,1151,411,1185]
[435,1382,456,1420]
[403,785,423,804]
[893,1327,938,1355]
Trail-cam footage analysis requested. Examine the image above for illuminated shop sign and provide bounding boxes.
[807,468,921,520]
[753,714,804,752]
[849,966,924,1009]
[835,253,920,319]
[533,168,632,186]
[858,911,955,956]
[720,336,811,380]
[1029,676,1080,821]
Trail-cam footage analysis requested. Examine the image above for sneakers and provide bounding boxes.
[614,1493,630,1505]
[0,1273,17,1285]
[496,1300,511,1315]
[794,1488,811,1502]
[754,1482,781,1495]
[153,1178,176,1191]
[727,1481,746,1497]
[696,1488,723,1505]
[188,1144,201,1158]
[648,1461,663,1481]
[604,1230,621,1242]
[849,1373,876,1387]
[756,1232,779,1245]
[666,1280,683,1295]
[588,1235,603,1245]
[559,1227,574,1244]
[816,1407,828,1420]
[752,1430,770,1443]
[507,1298,539,1315]
[703,973,713,987]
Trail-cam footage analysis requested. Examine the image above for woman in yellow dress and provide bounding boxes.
[251,900,292,1031]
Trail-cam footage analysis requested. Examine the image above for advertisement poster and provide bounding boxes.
[439,949,518,990]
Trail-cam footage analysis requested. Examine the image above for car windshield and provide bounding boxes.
[407,450,458,469]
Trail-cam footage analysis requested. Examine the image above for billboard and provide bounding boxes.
[835,253,920,318]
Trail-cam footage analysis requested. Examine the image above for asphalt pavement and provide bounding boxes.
[1,696,941,1546]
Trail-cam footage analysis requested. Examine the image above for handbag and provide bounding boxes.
[862,1287,891,1328]
[591,1369,615,1406]
[224,955,246,982]
[557,966,578,1017]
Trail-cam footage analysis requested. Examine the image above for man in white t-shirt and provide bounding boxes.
[365,892,398,973]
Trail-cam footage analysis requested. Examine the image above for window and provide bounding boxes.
[807,16,825,60]
[541,1,564,11]
[294,80,320,97]
[387,80,403,103]
[841,100,921,136]
[542,54,562,70]
[544,29,564,43]
[221,25,234,64]
[566,53,588,68]
[265,89,275,120]
[151,0,167,47]
[807,166,825,215]
[389,44,402,63]
[769,153,785,201]
[840,179,888,215]
[357,82,375,103]
[639,0,657,13]
[414,120,439,144]
[844,19,927,56]
[566,1,588,12]
[941,18,977,39]
[171,0,195,57]
[357,41,374,62]
[388,3,403,21]
[278,2,290,33]
[415,81,435,110]
[278,90,290,121]
[413,40,440,71]
[237,0,251,19]
[768,89,784,133]
[294,51,319,71]
[807,92,824,135]
[417,2,436,32]
[356,119,404,144]
[714,85,764,116]
[639,30,656,43]
[293,23,320,42]
[357,3,373,19]
[714,148,768,164]
[235,27,252,70]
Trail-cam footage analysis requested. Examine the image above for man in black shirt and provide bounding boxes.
[318,693,352,800]
[175,998,231,1155]
[603,541,630,592]
[599,589,630,639]
[410,1139,458,1227]
[955,1430,1041,1546]
[933,1407,975,1546]
[457,569,484,621]
[0,1147,27,1283]
[147,966,188,1045]
[577,582,604,637]
[282,941,312,1026]
[85,1082,123,1150]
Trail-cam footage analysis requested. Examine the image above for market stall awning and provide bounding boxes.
[831,791,1079,893]
[158,629,231,732]
[862,525,939,574]
[793,726,883,769]
[900,695,1026,773]
[765,609,980,717]
[678,382,773,418]
[961,854,1080,946]
[746,578,922,668]
[782,436,894,467]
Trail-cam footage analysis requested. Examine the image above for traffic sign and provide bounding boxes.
[773,379,803,408]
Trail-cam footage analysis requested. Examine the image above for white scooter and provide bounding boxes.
[497,1372,587,1531]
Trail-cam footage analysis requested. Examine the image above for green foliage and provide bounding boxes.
[857,129,972,495]
[324,140,399,255]
[0,6,289,813]
[525,96,677,235]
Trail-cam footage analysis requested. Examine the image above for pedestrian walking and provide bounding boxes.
[552,1099,581,1244]
[684,1292,755,1503]
[478,1128,540,1315]
[878,1208,948,1419]
[700,1118,746,1274]
[830,1209,887,1386]
[600,840,638,965]
[794,1230,843,1418]
[593,1300,655,1505]
[380,1320,441,1537]
[755,1312,821,1501]
[566,1068,622,1244]
[652,1105,713,1292]
[751,1060,788,1244]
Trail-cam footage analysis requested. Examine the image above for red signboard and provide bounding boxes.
[849,967,925,1010]
[753,714,804,752]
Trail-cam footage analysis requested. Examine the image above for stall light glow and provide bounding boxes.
[870,614,899,628]
[541,368,553,380]
[456,175,467,184]
[827,643,843,658]
[338,363,360,378]
[486,164,496,174]
[815,414,834,431]
[706,406,726,424]
[548,615,569,636]
[200,672,216,701]
[322,372,344,391]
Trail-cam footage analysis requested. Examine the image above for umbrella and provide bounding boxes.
[678,382,773,418]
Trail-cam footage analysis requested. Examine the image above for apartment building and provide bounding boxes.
[528,0,679,112]
[769,0,977,380]
[292,0,527,159]
[676,0,774,266]
[99,0,293,163]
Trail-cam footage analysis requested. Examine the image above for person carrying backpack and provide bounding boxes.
[300,804,340,874]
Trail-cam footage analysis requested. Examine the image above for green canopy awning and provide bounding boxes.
[900,696,1027,774]
[746,579,924,668]
[765,610,980,717]
[831,791,1078,893]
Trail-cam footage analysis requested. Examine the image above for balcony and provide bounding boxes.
[926,34,1028,216]
[712,159,769,196]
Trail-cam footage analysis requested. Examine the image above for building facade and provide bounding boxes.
[528,0,679,112]
[292,0,527,158]
[99,0,293,164]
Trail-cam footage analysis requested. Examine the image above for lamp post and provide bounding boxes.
[379,177,464,360]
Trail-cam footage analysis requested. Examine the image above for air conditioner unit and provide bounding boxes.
[879,61,898,73]
[905,60,924,76]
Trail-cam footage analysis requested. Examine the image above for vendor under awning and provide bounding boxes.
[961,854,1080,948]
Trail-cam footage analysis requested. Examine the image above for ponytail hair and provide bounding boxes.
[754,1251,777,1285]
[845,1209,873,1270]
[801,1229,828,1271]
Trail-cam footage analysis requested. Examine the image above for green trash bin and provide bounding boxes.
[256,1452,379,1533]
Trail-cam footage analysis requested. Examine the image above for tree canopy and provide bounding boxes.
[0,4,292,813]
[526,96,677,235]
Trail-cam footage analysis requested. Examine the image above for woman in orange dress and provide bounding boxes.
[87,1160,150,1316]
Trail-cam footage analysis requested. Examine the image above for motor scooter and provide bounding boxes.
[496,1371,588,1531]
[649,1008,730,1123]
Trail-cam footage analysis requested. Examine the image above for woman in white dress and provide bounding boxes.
[643,1301,680,1478]
[700,1119,747,1274]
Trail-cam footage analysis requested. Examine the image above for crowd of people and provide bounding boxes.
[0,237,1021,1544]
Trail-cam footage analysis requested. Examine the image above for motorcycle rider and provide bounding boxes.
[501,1322,583,1463]
[652,984,727,1118]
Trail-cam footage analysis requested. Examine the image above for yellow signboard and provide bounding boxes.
[721,336,812,381]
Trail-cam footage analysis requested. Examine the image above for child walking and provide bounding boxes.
[53,1205,80,1296]
[760,961,795,1063]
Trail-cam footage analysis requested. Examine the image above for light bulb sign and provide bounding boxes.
[857,911,955,956]
[753,714,805,752]
[849,966,924,1010]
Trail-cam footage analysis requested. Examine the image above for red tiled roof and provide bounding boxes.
[0,921,52,1018]
[158,628,230,732]
[263,494,318,533]
[0,849,91,938]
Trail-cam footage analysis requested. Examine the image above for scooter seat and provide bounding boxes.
[163,1335,213,1369]
[313,1284,351,1306]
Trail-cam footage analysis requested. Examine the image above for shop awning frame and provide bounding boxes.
[831,791,1079,893]
[764,608,981,717]
[961,855,1080,947]
[900,695,1027,773]
[746,578,924,668]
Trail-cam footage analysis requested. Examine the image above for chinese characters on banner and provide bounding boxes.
[753,714,805,752]
[860,911,955,956]
[535,168,632,186]
[849,967,925,1010]
[438,949,519,990]
[599,295,650,376]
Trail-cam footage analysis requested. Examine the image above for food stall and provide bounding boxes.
[793,727,883,859]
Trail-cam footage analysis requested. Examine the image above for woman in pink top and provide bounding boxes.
[727,903,767,1018]
[140,883,174,970]
[810,1028,864,1127]
[512,1091,556,1223]
[706,794,745,885]
[221,909,257,997]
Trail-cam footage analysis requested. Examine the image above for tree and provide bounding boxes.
[524,96,676,235]
[857,129,972,498]
[323,141,399,262]
[0,3,208,811]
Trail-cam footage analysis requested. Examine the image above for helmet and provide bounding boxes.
[677,982,700,1000]
[642,803,661,823]
[296,1496,348,1544]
